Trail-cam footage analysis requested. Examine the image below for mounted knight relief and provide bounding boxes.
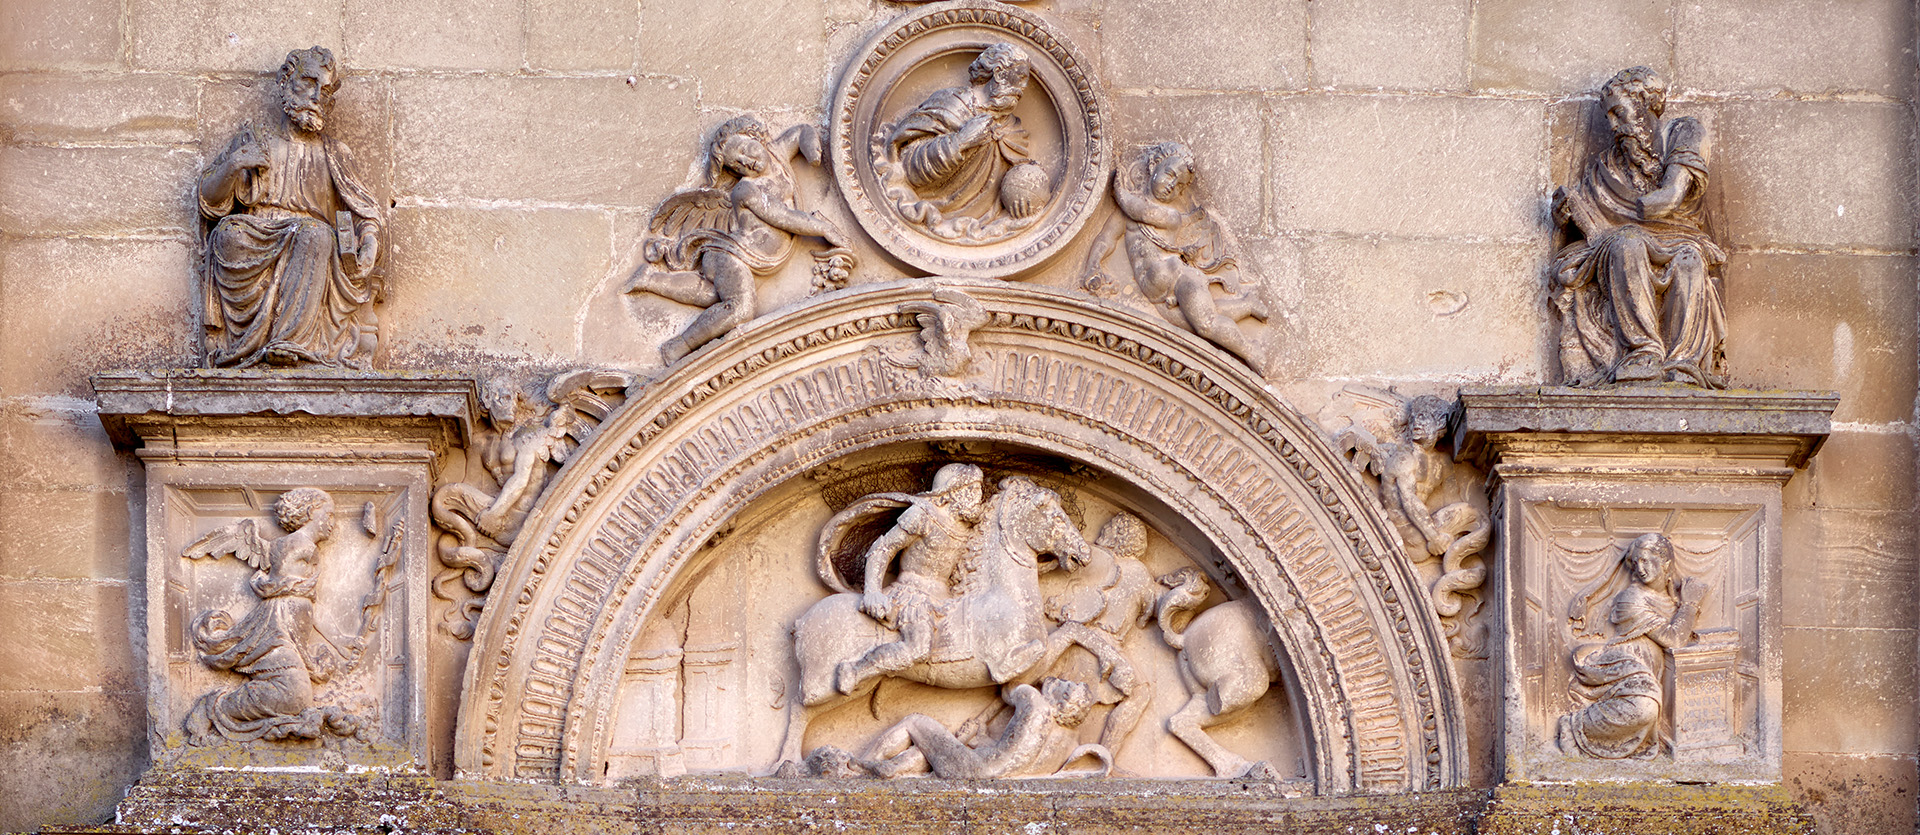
[605,461,1309,783]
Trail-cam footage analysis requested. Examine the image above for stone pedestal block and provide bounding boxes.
[94,369,479,771]
[1457,386,1837,785]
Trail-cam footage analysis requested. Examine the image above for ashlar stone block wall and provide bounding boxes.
[0,1,1913,832]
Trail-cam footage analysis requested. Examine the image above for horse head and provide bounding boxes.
[992,476,1091,575]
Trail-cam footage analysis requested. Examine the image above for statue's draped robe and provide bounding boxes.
[185,571,340,742]
[1552,117,1726,387]
[885,88,1033,239]
[201,128,382,368]
[1561,584,1691,759]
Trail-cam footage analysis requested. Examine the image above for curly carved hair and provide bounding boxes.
[1095,512,1148,560]
[275,487,334,532]
[1601,65,1667,118]
[968,42,1031,83]
[1143,141,1194,175]
[706,114,773,186]
[278,46,341,96]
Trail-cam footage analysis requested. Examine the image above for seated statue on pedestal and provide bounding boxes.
[1551,66,1727,388]
[198,46,384,369]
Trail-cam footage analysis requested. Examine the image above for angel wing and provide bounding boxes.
[814,494,914,594]
[901,288,989,376]
[182,518,271,571]
[646,188,732,244]
[1331,423,1389,479]
[1318,383,1411,470]
[546,368,636,422]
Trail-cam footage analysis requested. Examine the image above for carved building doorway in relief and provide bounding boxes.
[453,280,1466,795]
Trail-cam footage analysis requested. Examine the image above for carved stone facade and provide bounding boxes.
[2,1,1914,834]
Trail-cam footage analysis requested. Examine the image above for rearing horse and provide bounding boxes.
[777,476,1092,769]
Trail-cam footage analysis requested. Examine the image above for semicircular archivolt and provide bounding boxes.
[454,279,1465,795]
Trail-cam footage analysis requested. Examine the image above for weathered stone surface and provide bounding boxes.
[0,488,130,581]
[1676,0,1915,99]
[1270,95,1545,240]
[0,582,134,692]
[95,370,478,769]
[1716,101,1915,251]
[0,404,125,491]
[1724,254,1917,425]
[0,73,199,145]
[528,0,638,72]
[0,237,197,398]
[1782,510,1918,631]
[1309,0,1470,91]
[1800,430,1917,513]
[1102,0,1309,91]
[639,0,826,109]
[1290,238,1545,379]
[0,146,198,236]
[1783,627,1917,754]
[381,207,614,365]
[1468,0,1670,93]
[1784,751,1919,835]
[1109,93,1267,235]
[345,0,522,71]
[91,369,482,444]
[0,0,122,71]
[0,690,146,834]
[129,0,342,72]
[1479,784,1815,834]
[393,75,700,205]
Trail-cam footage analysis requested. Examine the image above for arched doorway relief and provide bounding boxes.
[453,279,1466,794]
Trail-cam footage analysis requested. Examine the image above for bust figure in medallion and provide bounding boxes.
[882,42,1052,243]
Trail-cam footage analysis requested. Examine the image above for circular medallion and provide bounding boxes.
[832,1,1109,279]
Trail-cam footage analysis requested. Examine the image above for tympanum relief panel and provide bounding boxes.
[602,456,1308,784]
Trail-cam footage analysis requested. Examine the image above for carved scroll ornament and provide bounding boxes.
[1328,389,1491,658]
[432,369,633,639]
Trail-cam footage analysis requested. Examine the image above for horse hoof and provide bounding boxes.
[1235,760,1280,781]
[807,745,864,779]
[772,759,809,779]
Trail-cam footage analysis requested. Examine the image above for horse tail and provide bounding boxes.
[1154,567,1209,651]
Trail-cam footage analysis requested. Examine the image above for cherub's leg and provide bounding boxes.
[626,268,719,307]
[1173,277,1269,376]
[660,252,755,364]
[1213,283,1271,322]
